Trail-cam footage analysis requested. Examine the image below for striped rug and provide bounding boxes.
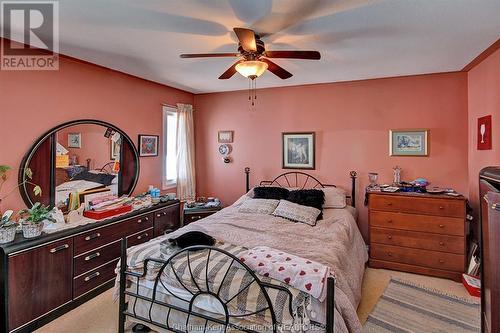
[363,278,480,333]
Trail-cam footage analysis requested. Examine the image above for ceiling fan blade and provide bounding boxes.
[261,58,292,79]
[233,27,257,52]
[264,50,321,60]
[218,61,241,79]
[180,53,240,58]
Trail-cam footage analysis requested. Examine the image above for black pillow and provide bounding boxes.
[168,231,216,249]
[287,189,325,219]
[253,186,289,200]
[71,171,116,186]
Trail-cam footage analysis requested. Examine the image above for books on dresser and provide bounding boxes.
[368,192,467,282]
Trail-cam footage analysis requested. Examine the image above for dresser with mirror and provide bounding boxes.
[0,119,180,333]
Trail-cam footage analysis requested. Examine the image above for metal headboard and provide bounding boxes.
[244,168,357,208]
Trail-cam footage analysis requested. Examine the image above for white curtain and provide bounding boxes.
[176,103,196,201]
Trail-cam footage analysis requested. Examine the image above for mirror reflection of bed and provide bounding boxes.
[54,124,121,211]
[19,120,138,211]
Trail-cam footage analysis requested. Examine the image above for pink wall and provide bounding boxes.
[467,47,500,211]
[193,73,469,240]
[0,48,193,213]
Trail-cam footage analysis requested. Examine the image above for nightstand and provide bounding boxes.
[183,205,222,225]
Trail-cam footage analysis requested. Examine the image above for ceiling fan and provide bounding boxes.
[180,27,321,80]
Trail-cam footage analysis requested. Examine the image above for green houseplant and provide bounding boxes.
[0,165,42,242]
[19,203,54,238]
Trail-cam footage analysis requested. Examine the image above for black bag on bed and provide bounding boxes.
[168,231,216,249]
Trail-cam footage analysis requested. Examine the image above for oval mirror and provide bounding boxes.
[19,119,140,209]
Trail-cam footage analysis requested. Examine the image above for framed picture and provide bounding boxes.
[68,133,81,148]
[477,115,492,150]
[110,139,120,160]
[218,130,234,143]
[389,129,429,156]
[138,134,159,157]
[282,132,315,169]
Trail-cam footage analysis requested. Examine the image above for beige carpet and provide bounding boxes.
[35,268,477,333]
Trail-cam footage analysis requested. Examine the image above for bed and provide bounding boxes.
[116,171,367,333]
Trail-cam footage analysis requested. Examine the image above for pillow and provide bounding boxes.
[272,200,321,226]
[322,187,347,209]
[286,189,325,219]
[253,186,289,200]
[71,171,116,186]
[238,199,280,215]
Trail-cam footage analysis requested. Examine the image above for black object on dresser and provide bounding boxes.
[479,167,500,333]
[0,200,180,333]
[183,205,222,225]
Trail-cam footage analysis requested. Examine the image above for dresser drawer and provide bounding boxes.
[74,213,153,255]
[370,211,464,236]
[370,194,465,217]
[371,244,464,272]
[370,227,465,254]
[127,228,154,248]
[184,211,216,225]
[74,240,121,276]
[74,259,118,298]
[154,204,180,236]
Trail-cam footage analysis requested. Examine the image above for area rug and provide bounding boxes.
[363,278,480,333]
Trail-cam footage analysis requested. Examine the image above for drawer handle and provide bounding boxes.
[84,271,100,282]
[145,217,149,221]
[50,244,69,253]
[439,259,445,264]
[387,202,393,206]
[84,252,101,261]
[387,235,393,240]
[439,206,444,210]
[137,219,142,223]
[387,220,393,224]
[439,241,444,246]
[137,233,149,240]
[439,224,444,228]
[84,233,101,241]
[386,252,393,257]
[192,215,202,220]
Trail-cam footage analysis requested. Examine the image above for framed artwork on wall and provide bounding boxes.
[282,132,315,169]
[110,139,120,160]
[138,134,159,157]
[477,115,492,150]
[218,130,234,143]
[389,129,429,156]
[67,133,81,148]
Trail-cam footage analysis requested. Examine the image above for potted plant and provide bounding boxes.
[19,203,54,238]
[0,165,42,242]
[0,210,16,244]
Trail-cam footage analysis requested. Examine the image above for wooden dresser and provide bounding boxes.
[368,192,467,281]
[0,201,180,333]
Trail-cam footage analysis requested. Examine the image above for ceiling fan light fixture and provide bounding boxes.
[235,60,268,79]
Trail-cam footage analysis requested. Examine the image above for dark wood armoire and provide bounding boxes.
[479,167,500,333]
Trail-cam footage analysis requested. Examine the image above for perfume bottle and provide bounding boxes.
[393,166,402,185]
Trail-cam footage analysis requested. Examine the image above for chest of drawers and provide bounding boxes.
[368,192,467,281]
[0,201,180,333]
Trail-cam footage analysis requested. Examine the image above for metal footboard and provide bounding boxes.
[118,238,335,333]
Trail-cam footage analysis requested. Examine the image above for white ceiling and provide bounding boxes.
[4,0,500,93]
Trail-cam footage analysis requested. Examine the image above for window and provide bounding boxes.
[162,106,178,189]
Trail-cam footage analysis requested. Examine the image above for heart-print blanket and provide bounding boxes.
[240,245,332,302]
